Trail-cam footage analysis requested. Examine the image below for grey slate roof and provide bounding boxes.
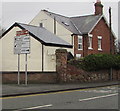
[43,10,81,35]
[71,15,102,34]
[2,22,72,48]
[43,10,102,35]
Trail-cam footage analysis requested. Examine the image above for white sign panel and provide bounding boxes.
[14,35,30,54]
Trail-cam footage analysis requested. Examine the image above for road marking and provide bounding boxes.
[79,93,118,102]
[1,84,119,100]
[14,104,52,111]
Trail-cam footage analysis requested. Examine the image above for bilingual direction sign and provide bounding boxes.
[15,30,30,85]
[14,30,30,54]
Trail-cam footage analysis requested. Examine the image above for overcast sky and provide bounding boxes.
[1,0,119,39]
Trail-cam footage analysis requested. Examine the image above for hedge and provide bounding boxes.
[68,54,120,71]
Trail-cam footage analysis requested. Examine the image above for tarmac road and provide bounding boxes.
[2,85,119,110]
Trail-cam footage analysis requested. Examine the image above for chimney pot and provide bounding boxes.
[97,0,101,3]
[94,0,103,15]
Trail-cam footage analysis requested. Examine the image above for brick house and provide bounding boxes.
[29,0,115,58]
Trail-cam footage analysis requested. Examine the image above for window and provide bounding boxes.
[88,34,93,49]
[78,36,83,50]
[98,36,102,50]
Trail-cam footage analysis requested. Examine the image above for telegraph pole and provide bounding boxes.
[109,7,113,81]
[109,7,112,54]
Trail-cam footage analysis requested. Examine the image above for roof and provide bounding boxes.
[42,10,81,35]
[42,10,102,35]
[70,15,102,34]
[2,23,72,48]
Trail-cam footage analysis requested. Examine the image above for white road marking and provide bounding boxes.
[15,104,53,111]
[83,89,117,93]
[25,104,52,109]
[79,93,118,102]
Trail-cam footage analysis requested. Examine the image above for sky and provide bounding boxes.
[1,0,119,40]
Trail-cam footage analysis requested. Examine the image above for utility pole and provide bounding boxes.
[109,7,112,54]
[109,7,113,81]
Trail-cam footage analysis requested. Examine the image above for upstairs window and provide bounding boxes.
[78,36,83,50]
[88,34,93,49]
[98,36,102,50]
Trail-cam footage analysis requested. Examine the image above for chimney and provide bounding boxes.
[94,0,103,15]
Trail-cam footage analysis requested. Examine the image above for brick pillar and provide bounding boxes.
[56,49,67,83]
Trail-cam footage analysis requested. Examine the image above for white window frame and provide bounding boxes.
[98,36,102,51]
[88,34,93,49]
[78,36,83,50]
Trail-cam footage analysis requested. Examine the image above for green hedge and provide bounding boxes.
[68,54,120,71]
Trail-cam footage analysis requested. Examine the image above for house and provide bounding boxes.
[0,0,116,83]
[1,23,72,72]
[29,0,115,58]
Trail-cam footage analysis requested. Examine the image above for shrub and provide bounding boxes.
[81,54,116,71]
[114,55,120,69]
[68,54,120,71]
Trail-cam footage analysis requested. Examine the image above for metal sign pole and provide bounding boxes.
[25,53,28,85]
[18,54,20,85]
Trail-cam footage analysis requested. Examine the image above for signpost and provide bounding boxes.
[14,30,30,85]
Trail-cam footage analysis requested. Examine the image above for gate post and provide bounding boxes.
[56,49,67,83]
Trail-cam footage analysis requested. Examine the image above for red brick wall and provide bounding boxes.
[88,18,112,55]
[74,18,115,57]
[83,35,88,57]
[2,72,57,84]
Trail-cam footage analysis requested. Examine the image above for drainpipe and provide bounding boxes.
[54,17,56,34]
[42,44,44,72]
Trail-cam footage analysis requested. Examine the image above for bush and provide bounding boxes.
[82,54,115,71]
[114,55,120,69]
[68,54,120,71]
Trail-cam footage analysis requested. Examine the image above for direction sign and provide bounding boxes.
[14,30,30,54]
[15,30,30,85]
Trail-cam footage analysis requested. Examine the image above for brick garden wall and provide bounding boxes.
[2,72,57,84]
[56,49,120,83]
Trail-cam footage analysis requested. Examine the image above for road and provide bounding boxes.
[1,85,119,110]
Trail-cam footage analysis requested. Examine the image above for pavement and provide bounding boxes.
[2,81,119,97]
